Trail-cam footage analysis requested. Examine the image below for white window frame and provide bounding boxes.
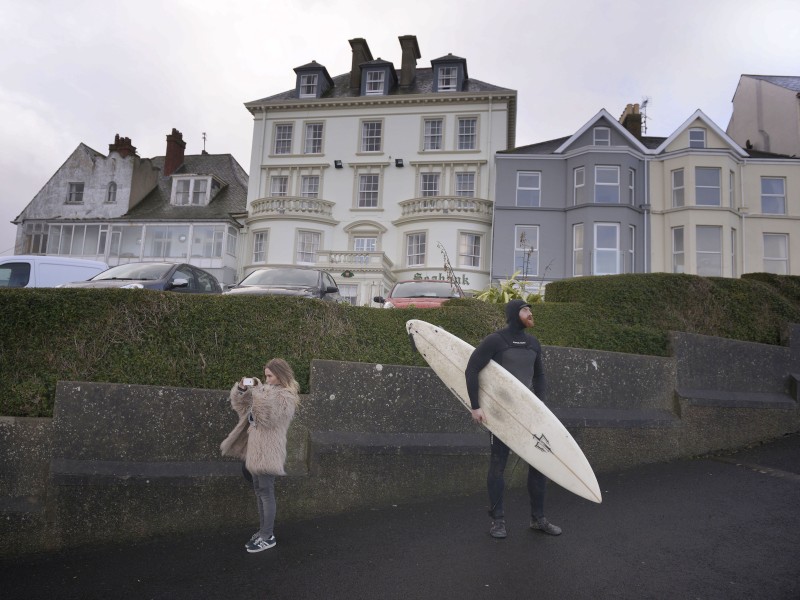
[593,223,621,275]
[296,230,321,264]
[299,74,318,98]
[406,231,427,267]
[458,232,482,268]
[457,117,477,150]
[420,173,440,198]
[365,70,385,95]
[338,283,359,306]
[269,176,288,197]
[360,120,383,153]
[172,177,211,206]
[593,127,611,146]
[455,172,476,197]
[106,182,117,204]
[594,166,620,203]
[301,175,320,198]
[304,122,324,154]
[253,231,267,263]
[761,177,786,215]
[273,123,293,155]
[672,169,685,208]
[672,227,684,273]
[358,174,380,208]
[696,225,722,276]
[516,171,541,207]
[574,167,585,205]
[66,182,84,204]
[423,118,443,151]
[689,128,706,149]
[628,225,636,273]
[731,228,737,278]
[514,225,539,278]
[628,168,635,205]
[438,66,457,91]
[763,233,789,274]
[729,170,735,208]
[573,223,584,277]
[695,167,721,206]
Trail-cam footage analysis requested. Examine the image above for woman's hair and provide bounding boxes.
[265,358,301,396]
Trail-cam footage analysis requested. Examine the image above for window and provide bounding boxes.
[672,169,685,208]
[145,225,190,259]
[304,123,323,154]
[170,177,212,206]
[296,230,321,264]
[361,121,382,152]
[438,66,457,91]
[459,233,481,268]
[695,167,721,206]
[175,179,190,205]
[226,226,237,256]
[301,175,320,198]
[0,262,31,288]
[192,179,207,205]
[672,227,684,273]
[514,226,539,277]
[595,166,620,203]
[628,169,635,205]
[574,167,585,205]
[339,284,359,306]
[696,225,722,276]
[194,267,218,293]
[67,182,84,204]
[106,182,117,203]
[423,118,443,150]
[270,176,288,197]
[299,74,318,98]
[761,177,786,214]
[729,171,735,208]
[406,232,427,266]
[22,222,48,254]
[628,225,636,273]
[253,231,267,263]
[594,127,611,146]
[731,228,737,278]
[763,233,788,274]
[689,128,706,149]
[455,172,475,197]
[594,223,620,275]
[358,174,380,208]
[274,124,293,155]
[365,71,385,95]
[191,226,224,258]
[354,236,377,253]
[457,117,477,150]
[515,172,541,207]
[45,224,106,256]
[573,223,584,276]
[420,173,440,197]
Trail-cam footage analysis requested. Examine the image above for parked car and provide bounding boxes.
[224,267,341,301]
[0,255,108,288]
[60,262,222,293]
[374,280,463,308]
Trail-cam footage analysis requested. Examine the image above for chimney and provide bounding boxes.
[109,134,137,158]
[349,38,373,91]
[398,35,421,88]
[619,103,642,139]
[164,128,186,176]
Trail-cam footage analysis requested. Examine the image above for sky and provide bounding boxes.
[2,0,799,255]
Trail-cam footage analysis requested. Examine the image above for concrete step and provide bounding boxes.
[676,388,797,410]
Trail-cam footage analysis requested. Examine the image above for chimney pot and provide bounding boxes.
[164,128,186,176]
[109,134,137,158]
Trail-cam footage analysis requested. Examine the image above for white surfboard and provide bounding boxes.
[407,319,602,504]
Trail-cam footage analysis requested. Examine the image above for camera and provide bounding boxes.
[242,377,255,387]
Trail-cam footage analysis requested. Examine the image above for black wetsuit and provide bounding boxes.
[465,299,548,520]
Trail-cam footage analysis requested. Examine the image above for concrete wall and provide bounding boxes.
[1,327,797,556]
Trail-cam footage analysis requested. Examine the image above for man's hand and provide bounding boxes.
[471,408,487,424]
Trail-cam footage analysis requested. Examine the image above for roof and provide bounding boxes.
[498,137,571,155]
[121,154,249,221]
[743,75,800,93]
[246,66,514,106]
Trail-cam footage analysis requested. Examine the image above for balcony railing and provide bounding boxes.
[316,251,394,270]
[250,196,336,222]
[396,196,493,223]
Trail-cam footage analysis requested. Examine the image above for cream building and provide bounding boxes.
[241,35,516,304]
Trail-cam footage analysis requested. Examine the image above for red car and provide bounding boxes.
[373,280,462,308]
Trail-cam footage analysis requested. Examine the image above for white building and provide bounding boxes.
[241,35,517,304]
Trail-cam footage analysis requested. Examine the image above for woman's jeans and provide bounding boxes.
[488,434,547,520]
[252,473,276,539]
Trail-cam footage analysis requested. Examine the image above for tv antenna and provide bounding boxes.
[640,97,651,134]
[202,132,207,152]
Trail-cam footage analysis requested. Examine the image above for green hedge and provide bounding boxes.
[1,272,798,418]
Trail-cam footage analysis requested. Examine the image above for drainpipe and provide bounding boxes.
[487,96,496,286]
[740,160,747,275]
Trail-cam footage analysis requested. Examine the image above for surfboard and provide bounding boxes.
[406,319,602,504]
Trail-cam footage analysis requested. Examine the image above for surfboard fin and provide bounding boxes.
[407,332,419,354]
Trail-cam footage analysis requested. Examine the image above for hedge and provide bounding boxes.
[1,272,798,418]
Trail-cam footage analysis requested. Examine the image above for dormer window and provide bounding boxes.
[438,66,457,91]
[365,71,385,95]
[171,176,220,206]
[593,127,611,146]
[299,74,318,98]
[689,128,706,148]
[431,54,468,93]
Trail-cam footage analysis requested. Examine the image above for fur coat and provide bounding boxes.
[220,382,297,476]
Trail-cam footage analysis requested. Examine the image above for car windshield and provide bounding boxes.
[391,281,462,299]
[239,269,319,287]
[92,263,172,281]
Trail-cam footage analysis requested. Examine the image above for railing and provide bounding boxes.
[316,251,394,270]
[397,196,493,222]
[250,196,336,220]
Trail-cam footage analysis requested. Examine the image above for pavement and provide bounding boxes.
[2,433,799,600]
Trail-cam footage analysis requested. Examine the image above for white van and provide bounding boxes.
[0,255,109,288]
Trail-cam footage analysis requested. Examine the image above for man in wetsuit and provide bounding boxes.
[465,298,562,539]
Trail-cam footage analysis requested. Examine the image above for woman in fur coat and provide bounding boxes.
[221,358,299,553]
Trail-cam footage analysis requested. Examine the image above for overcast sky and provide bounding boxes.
[2,0,798,255]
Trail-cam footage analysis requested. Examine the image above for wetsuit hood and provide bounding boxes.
[505,299,531,330]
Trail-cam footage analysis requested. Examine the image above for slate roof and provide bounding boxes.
[247,67,513,105]
[744,75,800,93]
[498,137,571,155]
[121,154,249,221]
